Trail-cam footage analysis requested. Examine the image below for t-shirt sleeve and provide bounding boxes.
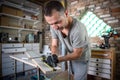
[72,23,89,48]
[50,27,58,39]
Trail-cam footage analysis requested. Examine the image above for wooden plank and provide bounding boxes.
[25,51,61,74]
[9,53,36,67]
[25,50,42,58]
[10,51,62,74]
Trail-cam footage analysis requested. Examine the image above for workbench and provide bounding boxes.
[9,51,62,80]
[88,48,116,80]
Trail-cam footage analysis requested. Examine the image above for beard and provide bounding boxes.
[57,25,66,31]
[57,18,68,31]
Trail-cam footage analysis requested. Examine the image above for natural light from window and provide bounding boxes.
[80,11,111,37]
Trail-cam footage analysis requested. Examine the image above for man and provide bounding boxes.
[44,1,91,80]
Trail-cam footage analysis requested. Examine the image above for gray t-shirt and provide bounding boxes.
[50,18,91,61]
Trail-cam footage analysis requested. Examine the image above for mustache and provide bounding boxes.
[58,26,66,30]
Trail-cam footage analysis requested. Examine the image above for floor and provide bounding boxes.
[1,69,37,80]
[1,69,63,80]
[1,70,110,80]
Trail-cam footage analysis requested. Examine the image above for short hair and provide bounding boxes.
[44,1,65,16]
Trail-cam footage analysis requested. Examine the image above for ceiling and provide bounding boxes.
[28,0,73,6]
[28,0,53,6]
[5,0,51,6]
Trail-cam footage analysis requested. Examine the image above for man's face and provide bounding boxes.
[44,10,67,31]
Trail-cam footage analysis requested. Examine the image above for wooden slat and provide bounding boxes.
[9,53,36,67]
[25,51,53,74]
[25,51,61,74]
[9,50,62,75]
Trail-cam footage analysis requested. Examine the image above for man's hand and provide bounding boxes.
[47,54,59,67]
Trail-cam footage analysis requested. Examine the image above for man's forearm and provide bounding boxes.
[58,53,79,62]
[58,48,83,62]
[51,45,58,54]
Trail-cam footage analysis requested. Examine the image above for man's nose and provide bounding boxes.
[52,24,58,29]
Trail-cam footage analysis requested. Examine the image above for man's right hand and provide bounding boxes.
[46,54,59,67]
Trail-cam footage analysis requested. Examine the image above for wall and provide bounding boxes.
[68,0,120,28]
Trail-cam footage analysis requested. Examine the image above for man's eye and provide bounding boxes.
[49,20,62,25]
[55,20,61,24]
[55,22,59,24]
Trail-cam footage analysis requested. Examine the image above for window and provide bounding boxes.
[80,11,111,37]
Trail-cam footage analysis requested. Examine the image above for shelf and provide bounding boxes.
[91,48,115,51]
[0,13,40,23]
[0,26,39,32]
[114,27,120,30]
[115,37,120,41]
[22,28,39,32]
[1,0,40,15]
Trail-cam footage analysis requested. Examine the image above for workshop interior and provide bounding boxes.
[0,0,120,80]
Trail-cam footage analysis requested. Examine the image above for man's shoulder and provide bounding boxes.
[72,17,83,26]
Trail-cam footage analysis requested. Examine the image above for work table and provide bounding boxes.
[88,47,116,80]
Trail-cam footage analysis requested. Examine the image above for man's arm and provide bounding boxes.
[51,39,83,63]
[51,38,58,54]
[58,48,83,62]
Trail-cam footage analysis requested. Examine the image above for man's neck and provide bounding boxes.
[61,16,73,37]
